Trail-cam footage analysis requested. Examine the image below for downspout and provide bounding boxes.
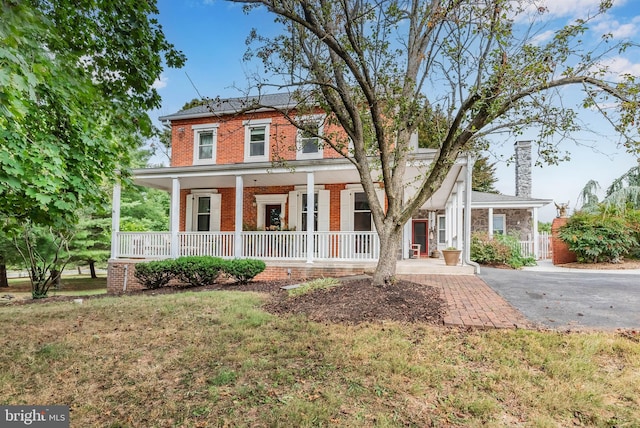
[464,153,480,274]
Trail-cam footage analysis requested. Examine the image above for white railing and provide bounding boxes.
[117,232,172,258]
[115,231,381,261]
[180,232,235,257]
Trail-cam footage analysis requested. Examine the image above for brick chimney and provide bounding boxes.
[515,140,532,198]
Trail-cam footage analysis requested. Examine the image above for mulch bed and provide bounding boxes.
[2,277,446,325]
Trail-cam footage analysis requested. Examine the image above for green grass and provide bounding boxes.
[287,277,341,297]
[3,276,107,300]
[0,291,638,427]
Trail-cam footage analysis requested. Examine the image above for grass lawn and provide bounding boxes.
[0,290,638,427]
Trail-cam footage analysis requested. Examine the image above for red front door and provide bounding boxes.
[412,220,428,256]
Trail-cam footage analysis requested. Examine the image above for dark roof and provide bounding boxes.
[471,191,552,207]
[159,93,304,122]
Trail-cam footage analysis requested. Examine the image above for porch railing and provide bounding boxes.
[115,231,380,261]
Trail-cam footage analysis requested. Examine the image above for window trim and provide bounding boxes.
[296,115,325,160]
[192,123,219,165]
[492,214,506,235]
[243,119,271,162]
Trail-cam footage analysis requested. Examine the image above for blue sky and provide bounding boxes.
[151,0,640,222]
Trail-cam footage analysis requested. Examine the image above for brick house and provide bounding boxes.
[107,93,495,289]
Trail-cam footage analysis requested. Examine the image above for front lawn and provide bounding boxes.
[0,290,638,427]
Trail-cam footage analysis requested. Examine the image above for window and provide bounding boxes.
[353,192,372,231]
[185,192,221,232]
[192,124,218,164]
[196,196,211,231]
[301,193,318,231]
[493,214,506,235]
[296,115,324,160]
[437,215,446,243]
[244,119,271,162]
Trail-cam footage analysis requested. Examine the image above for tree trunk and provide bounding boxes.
[0,262,8,288]
[88,261,97,279]
[371,224,403,286]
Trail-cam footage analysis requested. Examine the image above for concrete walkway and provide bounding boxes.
[399,274,532,329]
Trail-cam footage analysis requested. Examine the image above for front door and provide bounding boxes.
[412,220,428,257]
[265,204,282,230]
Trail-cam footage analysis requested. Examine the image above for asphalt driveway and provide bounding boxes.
[479,264,640,330]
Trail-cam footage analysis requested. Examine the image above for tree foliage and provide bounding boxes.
[0,0,184,229]
[578,165,640,213]
[559,209,639,263]
[233,0,638,284]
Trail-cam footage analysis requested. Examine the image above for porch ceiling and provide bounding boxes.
[133,156,468,210]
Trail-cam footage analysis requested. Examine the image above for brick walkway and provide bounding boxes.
[399,274,532,329]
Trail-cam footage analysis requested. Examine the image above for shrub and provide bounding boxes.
[470,232,535,269]
[558,210,638,263]
[134,260,175,289]
[173,256,226,287]
[224,259,266,284]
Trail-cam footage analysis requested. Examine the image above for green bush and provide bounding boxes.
[558,210,638,263]
[470,232,535,269]
[173,256,226,287]
[134,260,175,289]
[224,258,266,284]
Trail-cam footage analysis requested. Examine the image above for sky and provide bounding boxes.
[151,0,640,223]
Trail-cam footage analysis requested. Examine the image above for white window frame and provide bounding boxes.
[288,187,329,231]
[243,119,271,162]
[185,191,221,232]
[437,215,446,245]
[493,214,506,235]
[296,115,325,160]
[192,123,219,165]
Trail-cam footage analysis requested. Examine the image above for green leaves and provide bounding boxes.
[0,0,183,230]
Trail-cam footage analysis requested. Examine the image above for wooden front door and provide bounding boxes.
[412,220,428,256]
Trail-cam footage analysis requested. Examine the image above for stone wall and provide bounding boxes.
[471,208,533,240]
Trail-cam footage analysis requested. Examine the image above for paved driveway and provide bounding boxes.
[479,265,640,330]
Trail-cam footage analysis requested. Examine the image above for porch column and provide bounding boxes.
[488,208,494,238]
[306,172,314,264]
[110,181,121,259]
[445,201,453,247]
[532,207,539,259]
[235,175,244,258]
[170,177,180,259]
[456,182,464,249]
[402,220,411,260]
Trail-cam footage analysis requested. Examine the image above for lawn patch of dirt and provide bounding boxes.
[3,276,446,325]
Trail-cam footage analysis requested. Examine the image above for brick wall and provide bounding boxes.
[551,217,577,264]
[171,109,343,168]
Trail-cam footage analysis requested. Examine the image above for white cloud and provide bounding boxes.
[152,74,169,90]
[513,0,630,22]
[593,16,640,39]
[530,30,555,45]
[597,57,640,81]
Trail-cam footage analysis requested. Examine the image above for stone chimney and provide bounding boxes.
[515,140,532,198]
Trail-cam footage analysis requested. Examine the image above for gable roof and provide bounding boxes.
[471,191,552,209]
[159,93,303,122]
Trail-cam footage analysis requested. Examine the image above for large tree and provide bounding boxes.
[0,0,184,295]
[234,0,640,285]
[0,0,184,228]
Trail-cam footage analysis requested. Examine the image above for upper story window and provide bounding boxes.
[243,119,271,162]
[192,123,218,165]
[297,115,324,160]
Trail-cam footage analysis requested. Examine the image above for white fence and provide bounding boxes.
[519,232,552,260]
[115,231,380,261]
